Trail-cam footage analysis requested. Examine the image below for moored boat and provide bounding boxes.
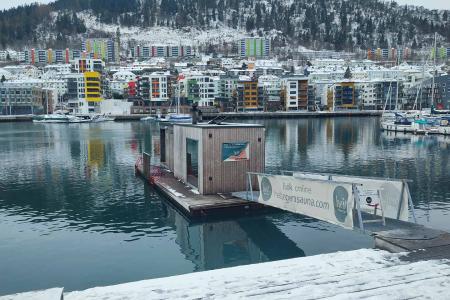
[33,114,71,123]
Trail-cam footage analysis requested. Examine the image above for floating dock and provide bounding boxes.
[137,167,267,218]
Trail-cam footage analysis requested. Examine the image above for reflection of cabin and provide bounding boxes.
[160,123,265,195]
[167,207,305,270]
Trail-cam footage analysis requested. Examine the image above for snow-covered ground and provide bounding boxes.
[5,248,448,300]
[78,12,248,46]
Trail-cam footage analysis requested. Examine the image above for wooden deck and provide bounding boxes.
[64,249,450,299]
[136,167,267,219]
[0,288,63,300]
[366,217,450,261]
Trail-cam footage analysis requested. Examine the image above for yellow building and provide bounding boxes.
[239,79,258,110]
[332,81,357,109]
[84,72,102,102]
[47,49,53,64]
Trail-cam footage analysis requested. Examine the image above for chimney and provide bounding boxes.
[192,103,198,124]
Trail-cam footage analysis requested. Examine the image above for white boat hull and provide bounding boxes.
[381,122,415,133]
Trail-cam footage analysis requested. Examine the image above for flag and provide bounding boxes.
[177,74,185,81]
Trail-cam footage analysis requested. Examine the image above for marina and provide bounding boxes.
[0,0,449,297]
[1,117,450,297]
[134,117,450,259]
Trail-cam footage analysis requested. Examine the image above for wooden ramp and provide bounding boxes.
[233,190,450,260]
[363,216,450,261]
[65,249,450,300]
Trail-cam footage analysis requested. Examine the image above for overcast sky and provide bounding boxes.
[0,0,449,11]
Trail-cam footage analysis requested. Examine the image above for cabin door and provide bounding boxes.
[186,138,199,188]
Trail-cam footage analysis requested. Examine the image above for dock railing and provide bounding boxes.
[136,152,166,184]
[281,170,417,224]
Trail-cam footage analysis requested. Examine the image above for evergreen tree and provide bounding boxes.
[0,0,447,50]
[344,66,352,79]
[1,75,6,83]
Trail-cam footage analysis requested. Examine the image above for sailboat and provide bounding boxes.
[158,74,192,123]
[32,91,91,123]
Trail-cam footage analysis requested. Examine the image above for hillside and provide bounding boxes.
[0,0,448,52]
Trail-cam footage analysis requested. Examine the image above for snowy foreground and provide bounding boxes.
[3,249,450,300]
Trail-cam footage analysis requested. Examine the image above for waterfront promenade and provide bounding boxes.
[0,110,382,122]
[3,249,449,299]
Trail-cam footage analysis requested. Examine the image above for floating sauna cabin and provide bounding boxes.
[160,123,265,195]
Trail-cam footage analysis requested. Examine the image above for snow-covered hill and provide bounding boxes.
[0,0,448,51]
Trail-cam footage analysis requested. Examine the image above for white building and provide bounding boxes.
[147,71,170,103]
[3,65,41,78]
[112,70,136,82]
[100,99,132,115]
[282,76,309,110]
[183,72,219,106]
[0,69,13,81]
[109,80,128,95]
[65,74,86,114]
[44,64,72,74]
[357,81,378,109]
[74,59,105,73]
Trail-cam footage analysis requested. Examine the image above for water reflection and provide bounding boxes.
[246,117,450,230]
[0,118,449,295]
[168,209,305,271]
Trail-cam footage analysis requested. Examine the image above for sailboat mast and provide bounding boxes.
[395,48,399,111]
[177,80,180,115]
[431,32,437,108]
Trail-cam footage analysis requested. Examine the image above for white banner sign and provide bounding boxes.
[332,176,409,222]
[257,175,354,229]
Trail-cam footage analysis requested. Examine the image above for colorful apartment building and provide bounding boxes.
[23,48,76,65]
[367,47,412,61]
[82,38,119,63]
[66,72,103,114]
[239,38,271,58]
[237,78,259,111]
[131,45,195,59]
[75,59,105,73]
[332,81,358,109]
[84,72,102,102]
[135,72,170,105]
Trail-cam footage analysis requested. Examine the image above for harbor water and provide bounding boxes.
[0,117,449,295]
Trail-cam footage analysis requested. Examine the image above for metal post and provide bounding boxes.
[249,173,255,202]
[246,172,249,201]
[404,180,417,223]
[377,189,386,226]
[396,181,405,220]
[353,185,364,231]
